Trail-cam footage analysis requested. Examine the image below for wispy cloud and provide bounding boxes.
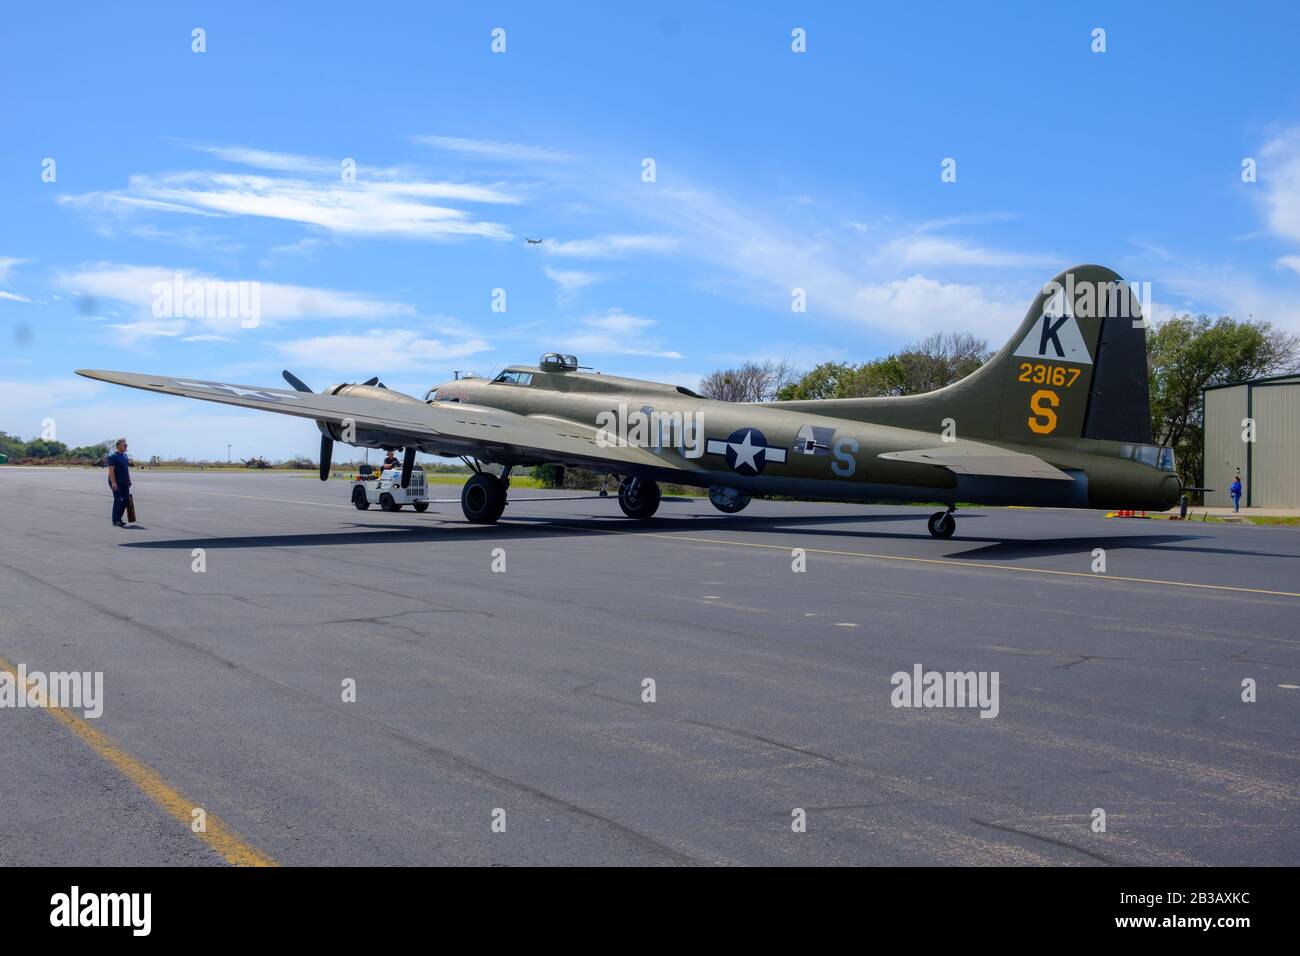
[0,257,34,304]
[560,309,682,359]
[1261,127,1300,244]
[913,212,1018,234]
[876,235,1057,270]
[59,144,519,242]
[610,181,1027,338]
[0,257,30,283]
[1133,127,1300,334]
[543,265,602,301]
[544,234,679,258]
[1160,267,1300,328]
[278,328,490,373]
[414,135,570,163]
[62,173,515,240]
[184,143,343,175]
[60,263,416,342]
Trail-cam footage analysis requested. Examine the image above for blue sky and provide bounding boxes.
[3,2,1300,459]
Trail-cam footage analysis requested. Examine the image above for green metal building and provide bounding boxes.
[1203,373,1300,508]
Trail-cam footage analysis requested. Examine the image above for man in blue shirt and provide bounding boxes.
[106,438,132,526]
[1229,474,1243,513]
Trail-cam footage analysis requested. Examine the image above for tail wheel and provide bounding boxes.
[461,472,507,524]
[927,510,956,539]
[380,492,401,512]
[708,486,751,514]
[351,485,370,510]
[618,477,661,519]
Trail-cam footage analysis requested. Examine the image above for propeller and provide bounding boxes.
[282,369,313,393]
[283,370,332,481]
[319,433,333,482]
[280,368,386,481]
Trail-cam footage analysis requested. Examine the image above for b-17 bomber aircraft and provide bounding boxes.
[77,265,1182,538]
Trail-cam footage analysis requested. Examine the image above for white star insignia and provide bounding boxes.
[730,430,763,471]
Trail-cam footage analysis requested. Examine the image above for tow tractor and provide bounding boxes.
[350,463,430,512]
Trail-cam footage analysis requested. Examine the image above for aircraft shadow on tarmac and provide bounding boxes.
[113,508,1293,563]
[759,522,1296,562]
[949,533,1298,562]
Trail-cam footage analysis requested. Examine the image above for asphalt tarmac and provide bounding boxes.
[1,467,1296,866]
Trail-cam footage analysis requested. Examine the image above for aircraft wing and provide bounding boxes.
[877,443,1073,480]
[74,369,669,472]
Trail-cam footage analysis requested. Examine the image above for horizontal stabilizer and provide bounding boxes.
[878,446,1072,480]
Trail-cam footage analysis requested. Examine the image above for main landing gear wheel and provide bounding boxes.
[927,510,956,539]
[461,472,507,524]
[351,485,370,510]
[708,486,751,514]
[618,477,661,519]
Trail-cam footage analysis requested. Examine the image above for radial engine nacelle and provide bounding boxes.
[316,382,425,447]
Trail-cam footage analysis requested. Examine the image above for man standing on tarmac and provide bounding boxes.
[106,437,132,527]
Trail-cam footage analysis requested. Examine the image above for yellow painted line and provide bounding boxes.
[0,654,277,866]
[556,526,1300,600]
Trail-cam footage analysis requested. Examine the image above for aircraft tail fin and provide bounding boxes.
[978,263,1152,444]
[771,264,1153,445]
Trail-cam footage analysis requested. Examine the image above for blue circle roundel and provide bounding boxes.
[723,427,773,476]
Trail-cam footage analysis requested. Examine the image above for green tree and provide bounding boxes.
[68,442,111,462]
[1148,314,1299,489]
[22,438,69,458]
[531,464,605,489]
[885,332,991,395]
[774,362,855,400]
[772,333,991,400]
[0,431,24,459]
[532,463,562,487]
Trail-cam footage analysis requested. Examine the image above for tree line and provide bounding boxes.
[0,432,109,463]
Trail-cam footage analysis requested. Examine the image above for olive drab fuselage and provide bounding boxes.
[430,367,1180,513]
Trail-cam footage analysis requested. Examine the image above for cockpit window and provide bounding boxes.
[1120,443,1176,472]
[492,371,533,386]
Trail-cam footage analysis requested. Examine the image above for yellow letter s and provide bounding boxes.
[1028,389,1059,434]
